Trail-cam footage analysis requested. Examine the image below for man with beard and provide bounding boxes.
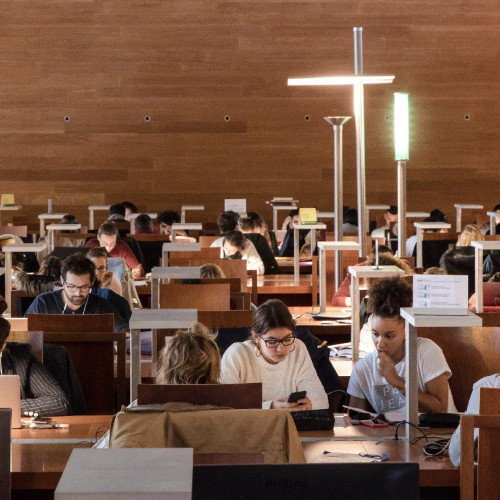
[25,254,128,333]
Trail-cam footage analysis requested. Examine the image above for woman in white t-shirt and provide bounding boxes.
[347,278,456,414]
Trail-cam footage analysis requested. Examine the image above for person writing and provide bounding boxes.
[220,299,328,410]
[347,278,456,414]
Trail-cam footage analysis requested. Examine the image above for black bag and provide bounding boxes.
[291,409,335,431]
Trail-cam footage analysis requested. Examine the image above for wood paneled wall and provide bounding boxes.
[1,1,499,232]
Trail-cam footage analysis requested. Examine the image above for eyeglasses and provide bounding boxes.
[258,335,295,349]
[95,265,108,272]
[63,282,91,292]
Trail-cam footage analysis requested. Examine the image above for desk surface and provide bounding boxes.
[11,415,458,490]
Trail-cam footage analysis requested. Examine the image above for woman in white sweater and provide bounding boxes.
[220,299,328,410]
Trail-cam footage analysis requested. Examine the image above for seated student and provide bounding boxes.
[278,208,313,258]
[157,210,186,238]
[439,224,484,295]
[331,246,412,307]
[86,248,122,296]
[122,201,138,222]
[342,208,358,233]
[200,263,226,279]
[107,203,128,224]
[133,214,154,235]
[247,211,279,256]
[239,216,280,274]
[0,313,71,416]
[406,209,449,258]
[16,256,63,295]
[210,210,240,248]
[370,205,398,239]
[25,254,129,333]
[85,222,144,278]
[59,214,80,233]
[220,299,329,410]
[449,373,500,467]
[222,230,265,275]
[94,322,220,448]
[347,278,456,414]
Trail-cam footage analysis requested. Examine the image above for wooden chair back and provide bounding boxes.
[199,235,220,247]
[418,326,500,411]
[137,383,262,409]
[159,283,231,310]
[128,234,170,241]
[477,312,500,327]
[0,225,27,237]
[27,313,114,332]
[53,232,93,247]
[460,387,500,500]
[43,331,126,414]
[0,409,11,500]
[7,330,44,363]
[10,290,37,318]
[168,247,220,261]
[197,310,254,329]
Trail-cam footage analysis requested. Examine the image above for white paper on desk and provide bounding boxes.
[134,280,147,287]
[224,198,247,215]
[311,451,374,463]
[413,275,468,310]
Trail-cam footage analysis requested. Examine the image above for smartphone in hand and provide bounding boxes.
[288,390,307,403]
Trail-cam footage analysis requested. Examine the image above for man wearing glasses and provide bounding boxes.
[25,254,128,333]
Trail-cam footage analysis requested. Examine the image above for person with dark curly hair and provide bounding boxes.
[347,277,456,415]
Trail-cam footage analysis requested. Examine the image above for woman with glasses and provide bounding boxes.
[86,247,122,296]
[220,299,328,410]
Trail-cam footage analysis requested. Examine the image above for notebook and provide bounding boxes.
[0,375,22,428]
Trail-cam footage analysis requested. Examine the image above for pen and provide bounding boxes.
[317,341,327,349]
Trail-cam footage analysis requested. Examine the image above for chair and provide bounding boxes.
[53,232,93,247]
[0,408,11,500]
[0,224,27,237]
[27,314,125,413]
[159,283,231,310]
[126,234,169,273]
[7,330,43,362]
[10,290,37,318]
[418,326,500,411]
[137,383,262,409]
[199,235,220,247]
[418,232,459,269]
[109,406,305,464]
[460,387,500,500]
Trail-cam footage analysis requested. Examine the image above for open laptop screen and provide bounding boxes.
[0,375,22,428]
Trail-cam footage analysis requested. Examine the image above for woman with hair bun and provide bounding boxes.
[220,299,328,410]
[155,322,220,385]
[347,277,456,414]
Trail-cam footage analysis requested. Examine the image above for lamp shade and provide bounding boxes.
[394,93,409,161]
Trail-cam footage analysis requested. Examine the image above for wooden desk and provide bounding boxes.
[11,414,459,493]
[301,419,459,488]
[11,415,112,491]
[290,306,351,342]
[252,274,313,306]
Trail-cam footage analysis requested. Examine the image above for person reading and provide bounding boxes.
[347,278,456,414]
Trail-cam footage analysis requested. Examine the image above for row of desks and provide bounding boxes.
[10,415,459,491]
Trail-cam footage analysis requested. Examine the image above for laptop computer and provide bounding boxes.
[0,375,22,428]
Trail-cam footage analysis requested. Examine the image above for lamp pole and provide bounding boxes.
[394,93,409,258]
[324,116,351,290]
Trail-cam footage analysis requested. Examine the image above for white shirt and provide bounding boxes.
[347,337,456,414]
[220,339,328,410]
[449,373,500,467]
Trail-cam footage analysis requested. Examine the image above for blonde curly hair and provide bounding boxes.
[155,322,220,385]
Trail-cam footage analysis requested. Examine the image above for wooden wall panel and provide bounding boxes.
[0,0,499,232]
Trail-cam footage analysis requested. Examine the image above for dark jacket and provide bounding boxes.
[244,233,280,274]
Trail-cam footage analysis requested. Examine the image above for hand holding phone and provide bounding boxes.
[288,390,307,403]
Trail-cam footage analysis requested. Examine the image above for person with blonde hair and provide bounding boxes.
[94,322,220,448]
[456,224,484,247]
[155,323,220,385]
[440,224,485,295]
